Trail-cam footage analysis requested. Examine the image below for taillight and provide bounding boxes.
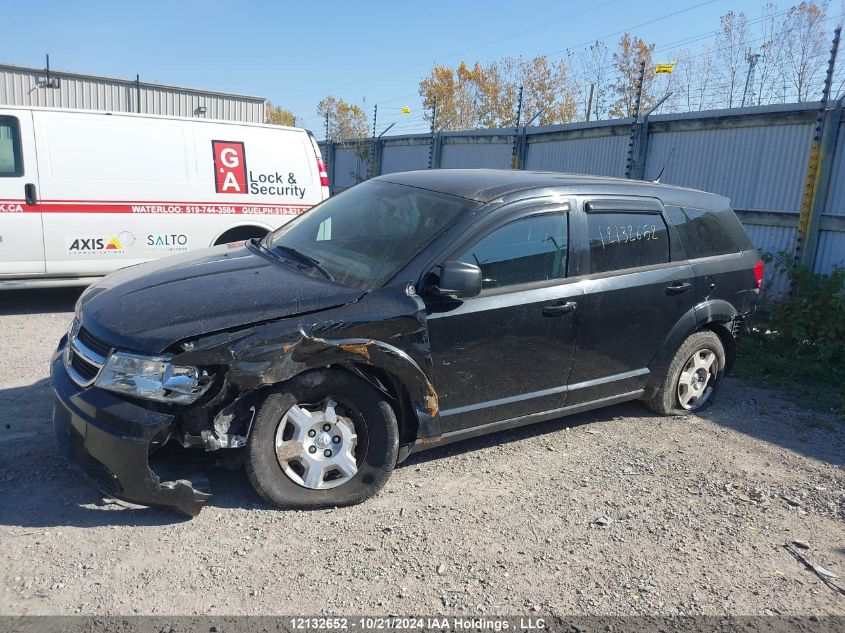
[316,156,329,188]
[753,260,764,289]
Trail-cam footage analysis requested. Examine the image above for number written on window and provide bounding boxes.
[587,211,669,274]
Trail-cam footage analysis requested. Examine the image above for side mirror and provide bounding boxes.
[428,261,482,299]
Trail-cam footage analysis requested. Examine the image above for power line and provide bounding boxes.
[542,0,720,59]
[287,0,624,100]
[315,7,844,133]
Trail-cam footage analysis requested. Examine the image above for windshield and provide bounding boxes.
[265,180,477,290]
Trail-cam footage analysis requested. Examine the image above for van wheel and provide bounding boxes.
[245,369,399,509]
[644,330,725,416]
[214,226,268,246]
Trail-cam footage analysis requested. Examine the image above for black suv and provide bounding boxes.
[52,170,763,516]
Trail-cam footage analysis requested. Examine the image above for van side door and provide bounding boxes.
[0,111,44,276]
[565,197,694,405]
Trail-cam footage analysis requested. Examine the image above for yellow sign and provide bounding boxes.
[655,63,675,75]
[401,106,410,115]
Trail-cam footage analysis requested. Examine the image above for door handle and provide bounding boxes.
[542,301,577,317]
[666,281,692,295]
[24,183,37,206]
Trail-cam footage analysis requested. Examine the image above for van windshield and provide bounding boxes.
[264,180,477,290]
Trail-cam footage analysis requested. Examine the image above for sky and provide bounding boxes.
[1,0,838,135]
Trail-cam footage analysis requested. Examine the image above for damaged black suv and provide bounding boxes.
[52,170,762,516]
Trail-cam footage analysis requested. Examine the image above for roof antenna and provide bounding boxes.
[653,146,676,183]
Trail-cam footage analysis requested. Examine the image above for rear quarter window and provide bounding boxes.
[586,211,670,274]
[666,206,740,258]
[0,116,23,177]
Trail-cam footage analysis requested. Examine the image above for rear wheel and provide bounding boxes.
[245,369,399,509]
[645,330,725,415]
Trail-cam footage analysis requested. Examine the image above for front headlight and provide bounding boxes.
[95,352,214,404]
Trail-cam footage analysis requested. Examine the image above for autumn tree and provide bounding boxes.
[476,60,518,128]
[713,11,750,108]
[580,40,613,120]
[265,102,296,126]
[419,55,578,130]
[676,48,716,111]
[782,1,829,101]
[610,33,656,118]
[317,96,369,142]
[505,55,578,125]
[752,3,786,105]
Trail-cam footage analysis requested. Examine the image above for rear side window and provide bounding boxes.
[666,206,740,258]
[0,116,23,177]
[458,213,568,290]
[586,211,670,274]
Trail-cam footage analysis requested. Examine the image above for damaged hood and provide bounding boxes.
[78,242,365,353]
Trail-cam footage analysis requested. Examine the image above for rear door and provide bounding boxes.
[0,110,44,276]
[565,197,694,405]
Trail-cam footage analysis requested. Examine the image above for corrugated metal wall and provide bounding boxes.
[319,103,845,279]
[0,64,265,123]
[380,139,429,174]
[440,133,512,169]
[524,125,629,176]
[823,120,845,215]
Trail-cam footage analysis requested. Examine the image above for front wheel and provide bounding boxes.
[245,369,399,509]
[644,330,726,415]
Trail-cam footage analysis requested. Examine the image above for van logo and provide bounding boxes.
[212,140,247,194]
[67,232,135,254]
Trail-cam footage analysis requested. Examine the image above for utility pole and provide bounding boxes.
[796,25,841,269]
[510,85,524,170]
[741,51,760,108]
[586,83,595,122]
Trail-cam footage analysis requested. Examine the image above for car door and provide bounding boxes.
[565,196,694,406]
[0,110,44,276]
[424,201,583,434]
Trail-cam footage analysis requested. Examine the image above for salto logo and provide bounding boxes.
[212,140,247,194]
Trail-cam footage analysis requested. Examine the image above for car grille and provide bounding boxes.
[80,452,123,494]
[64,320,111,388]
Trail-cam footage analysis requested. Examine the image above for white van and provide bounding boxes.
[0,106,329,287]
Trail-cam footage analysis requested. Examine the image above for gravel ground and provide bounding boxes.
[0,288,843,617]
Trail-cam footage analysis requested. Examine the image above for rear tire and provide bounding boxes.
[245,369,399,510]
[644,330,726,416]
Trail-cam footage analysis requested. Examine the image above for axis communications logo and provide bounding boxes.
[212,140,247,194]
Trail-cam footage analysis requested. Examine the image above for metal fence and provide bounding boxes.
[0,63,266,123]
[319,102,845,286]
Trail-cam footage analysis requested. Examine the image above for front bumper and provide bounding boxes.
[51,346,210,517]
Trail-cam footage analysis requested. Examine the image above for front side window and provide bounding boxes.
[0,116,23,177]
[587,211,670,274]
[266,180,477,290]
[458,213,568,290]
[666,206,740,259]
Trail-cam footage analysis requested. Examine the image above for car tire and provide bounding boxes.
[644,330,726,416]
[245,368,399,509]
